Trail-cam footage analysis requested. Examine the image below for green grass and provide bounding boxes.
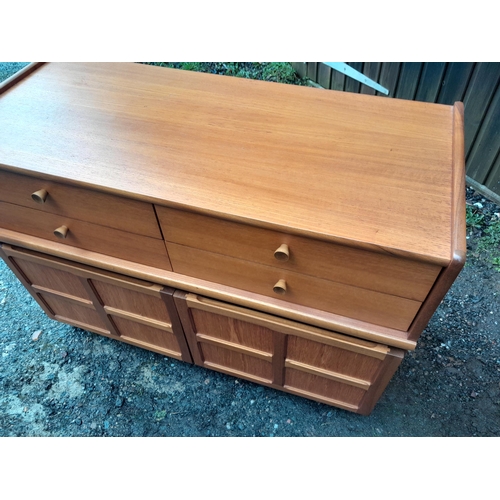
[144,62,307,85]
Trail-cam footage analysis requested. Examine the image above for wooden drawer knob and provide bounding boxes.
[273,279,287,295]
[31,189,48,204]
[274,244,290,262]
[54,225,69,239]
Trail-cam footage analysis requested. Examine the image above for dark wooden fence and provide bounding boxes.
[292,63,500,203]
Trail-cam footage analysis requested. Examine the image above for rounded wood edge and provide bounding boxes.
[407,105,466,343]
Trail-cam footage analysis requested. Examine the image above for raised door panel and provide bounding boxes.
[11,256,91,301]
[40,293,110,334]
[0,244,111,336]
[173,292,404,415]
[91,280,172,323]
[284,369,366,409]
[0,244,191,363]
[110,315,185,360]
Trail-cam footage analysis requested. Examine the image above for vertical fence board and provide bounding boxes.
[395,62,423,100]
[360,63,382,95]
[377,62,400,97]
[344,62,363,93]
[330,67,345,91]
[484,151,500,196]
[415,62,447,103]
[466,84,500,184]
[437,62,475,104]
[307,63,318,82]
[291,62,307,79]
[463,62,500,156]
[317,63,332,89]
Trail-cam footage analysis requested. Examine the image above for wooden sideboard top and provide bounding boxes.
[0,62,461,266]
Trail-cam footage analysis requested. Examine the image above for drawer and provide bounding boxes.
[174,292,404,414]
[0,169,162,238]
[156,206,441,301]
[0,201,172,270]
[167,242,421,331]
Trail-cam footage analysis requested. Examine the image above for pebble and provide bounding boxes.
[226,423,231,430]
[31,330,42,341]
[115,397,124,408]
[104,420,110,429]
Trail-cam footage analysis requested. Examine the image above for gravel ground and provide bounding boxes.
[0,63,499,437]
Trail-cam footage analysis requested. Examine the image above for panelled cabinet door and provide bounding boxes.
[0,244,191,363]
[173,292,404,415]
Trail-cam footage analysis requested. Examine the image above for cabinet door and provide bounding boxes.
[0,244,191,363]
[174,292,403,415]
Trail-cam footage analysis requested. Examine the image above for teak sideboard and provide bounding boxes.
[0,63,466,415]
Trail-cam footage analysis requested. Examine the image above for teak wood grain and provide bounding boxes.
[157,205,441,301]
[174,291,403,414]
[0,201,172,270]
[0,62,457,265]
[167,242,422,331]
[183,293,390,359]
[0,169,162,239]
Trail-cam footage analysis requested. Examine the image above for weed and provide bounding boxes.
[476,218,500,271]
[492,257,500,272]
[479,219,500,248]
[154,409,167,421]
[466,205,484,229]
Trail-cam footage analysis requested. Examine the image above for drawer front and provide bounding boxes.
[156,206,441,301]
[174,292,404,414]
[0,201,172,270]
[168,242,421,331]
[0,169,162,238]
